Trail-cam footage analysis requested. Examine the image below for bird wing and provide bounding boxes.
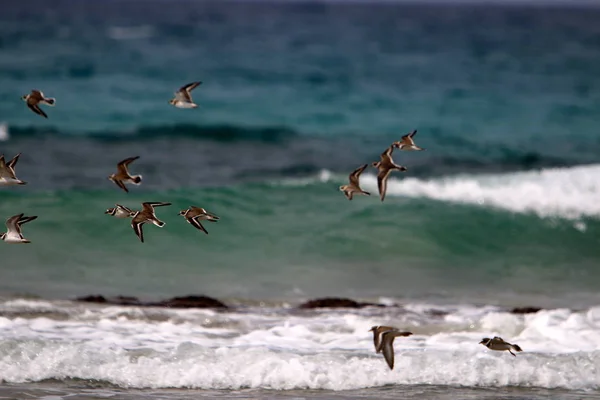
[116,156,140,175]
[112,179,129,193]
[0,156,10,178]
[377,169,392,202]
[381,332,397,370]
[131,216,145,243]
[5,214,24,238]
[7,153,21,170]
[141,202,171,214]
[189,217,209,234]
[176,81,202,102]
[28,104,48,118]
[349,164,368,187]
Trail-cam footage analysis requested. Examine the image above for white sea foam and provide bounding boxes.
[0,122,9,141]
[357,164,600,220]
[1,300,600,390]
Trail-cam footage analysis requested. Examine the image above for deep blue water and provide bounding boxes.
[0,0,599,304]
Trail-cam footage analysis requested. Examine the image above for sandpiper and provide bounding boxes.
[479,336,523,357]
[372,146,407,202]
[131,202,172,243]
[22,90,55,119]
[340,164,370,200]
[105,204,136,218]
[0,153,26,186]
[392,130,424,151]
[380,330,413,370]
[169,81,202,108]
[369,326,412,354]
[108,156,142,193]
[179,206,219,235]
[1,213,37,244]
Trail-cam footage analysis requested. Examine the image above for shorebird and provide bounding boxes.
[1,214,37,244]
[131,202,172,243]
[22,90,55,119]
[108,156,142,193]
[169,81,202,108]
[380,330,413,370]
[479,337,523,357]
[105,204,136,218]
[369,326,412,354]
[0,153,26,186]
[339,164,370,200]
[372,146,407,202]
[392,130,424,151]
[178,206,219,234]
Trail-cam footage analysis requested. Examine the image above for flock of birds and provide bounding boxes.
[1,82,217,244]
[369,325,523,370]
[4,83,524,371]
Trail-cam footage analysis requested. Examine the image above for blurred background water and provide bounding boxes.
[1,0,600,398]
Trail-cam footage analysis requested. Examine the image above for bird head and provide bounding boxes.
[479,338,490,345]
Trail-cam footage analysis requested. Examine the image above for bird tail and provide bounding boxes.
[153,219,165,228]
[511,344,523,352]
[132,175,142,185]
[43,97,56,106]
[361,190,370,196]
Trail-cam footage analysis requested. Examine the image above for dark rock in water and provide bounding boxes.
[77,295,107,303]
[114,295,142,306]
[151,295,228,309]
[426,309,449,317]
[510,307,542,314]
[299,297,384,309]
[74,294,228,309]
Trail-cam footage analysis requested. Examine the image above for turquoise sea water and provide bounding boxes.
[1,0,600,398]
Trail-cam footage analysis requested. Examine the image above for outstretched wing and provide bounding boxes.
[116,156,140,175]
[131,219,145,243]
[349,164,368,186]
[141,202,172,213]
[28,104,48,118]
[380,145,394,161]
[176,81,202,102]
[189,217,209,234]
[180,81,202,93]
[377,169,392,202]
[5,214,24,237]
[112,179,129,193]
[7,153,21,170]
[402,129,417,140]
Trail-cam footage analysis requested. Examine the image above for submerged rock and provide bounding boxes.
[76,295,108,303]
[510,306,542,314]
[298,297,385,309]
[75,294,228,309]
[150,295,228,309]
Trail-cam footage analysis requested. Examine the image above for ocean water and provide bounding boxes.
[1,0,600,398]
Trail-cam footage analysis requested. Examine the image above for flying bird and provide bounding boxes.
[108,156,142,193]
[1,214,38,244]
[372,146,407,202]
[169,81,202,108]
[178,206,220,234]
[479,337,523,357]
[131,202,172,243]
[0,153,26,186]
[22,90,55,118]
[392,130,424,151]
[339,164,370,200]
